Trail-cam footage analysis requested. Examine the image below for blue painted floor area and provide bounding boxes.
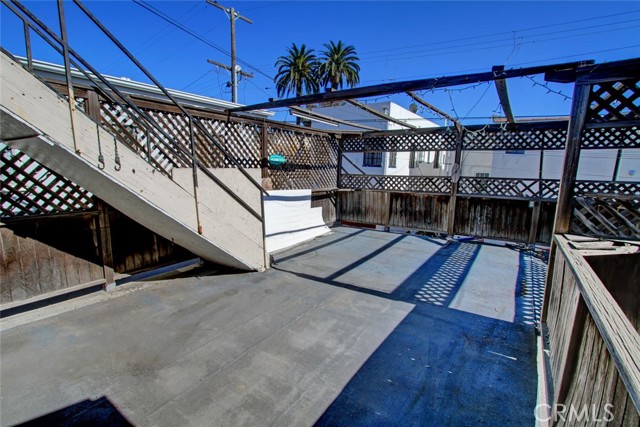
[273,227,546,427]
[314,303,537,427]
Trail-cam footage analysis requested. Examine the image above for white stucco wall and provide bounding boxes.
[488,148,639,181]
[310,101,438,178]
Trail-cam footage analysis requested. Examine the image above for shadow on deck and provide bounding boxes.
[273,227,546,426]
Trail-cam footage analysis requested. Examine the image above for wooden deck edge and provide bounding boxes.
[536,326,553,427]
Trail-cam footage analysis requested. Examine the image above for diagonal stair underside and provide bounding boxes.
[1,52,266,271]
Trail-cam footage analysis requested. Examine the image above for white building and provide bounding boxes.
[308,101,438,176]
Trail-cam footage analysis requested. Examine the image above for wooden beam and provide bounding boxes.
[231,60,591,113]
[346,99,418,129]
[492,66,515,124]
[405,91,460,127]
[528,202,542,244]
[260,123,268,179]
[289,106,379,131]
[553,81,591,234]
[546,57,639,84]
[447,126,464,236]
[85,89,101,123]
[96,200,115,291]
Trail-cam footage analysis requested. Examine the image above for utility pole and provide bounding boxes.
[206,1,252,103]
[207,59,253,96]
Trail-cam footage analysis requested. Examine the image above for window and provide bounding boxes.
[410,151,425,168]
[388,152,397,168]
[506,150,525,154]
[363,152,383,167]
[475,172,490,177]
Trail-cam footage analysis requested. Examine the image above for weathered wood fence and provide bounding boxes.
[543,235,639,425]
[0,203,193,306]
[337,190,555,243]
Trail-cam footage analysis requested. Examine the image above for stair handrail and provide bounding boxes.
[2,0,267,223]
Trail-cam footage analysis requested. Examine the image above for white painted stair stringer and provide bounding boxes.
[0,52,265,271]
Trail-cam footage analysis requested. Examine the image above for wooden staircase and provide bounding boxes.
[1,52,267,271]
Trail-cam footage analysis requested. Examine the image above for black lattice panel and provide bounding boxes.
[571,196,640,239]
[268,130,338,190]
[342,128,457,152]
[458,177,548,199]
[587,80,640,124]
[1,144,94,218]
[340,174,451,193]
[540,180,560,200]
[581,125,639,149]
[463,127,567,150]
[574,180,640,197]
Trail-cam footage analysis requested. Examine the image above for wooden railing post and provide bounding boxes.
[447,125,464,236]
[96,200,115,291]
[85,89,101,123]
[553,78,591,234]
[336,137,343,224]
[261,123,268,179]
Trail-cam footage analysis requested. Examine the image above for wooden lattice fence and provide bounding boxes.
[267,129,338,190]
[568,78,640,239]
[1,144,94,218]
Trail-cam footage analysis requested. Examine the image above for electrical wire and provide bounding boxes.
[181,69,214,91]
[359,23,640,64]
[359,10,640,56]
[132,0,274,81]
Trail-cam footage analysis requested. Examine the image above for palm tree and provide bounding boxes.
[318,40,360,92]
[274,43,319,98]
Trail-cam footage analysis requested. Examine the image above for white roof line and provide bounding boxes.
[21,57,273,118]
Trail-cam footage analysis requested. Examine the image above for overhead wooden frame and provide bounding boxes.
[405,91,461,128]
[231,60,593,113]
[345,99,418,129]
[289,106,378,131]
[492,65,515,124]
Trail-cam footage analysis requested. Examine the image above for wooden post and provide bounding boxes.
[553,79,591,234]
[447,125,464,236]
[336,137,343,224]
[528,148,545,244]
[96,200,115,291]
[336,137,343,189]
[528,202,542,244]
[261,123,269,179]
[85,89,101,123]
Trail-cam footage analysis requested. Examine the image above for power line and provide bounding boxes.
[106,3,204,73]
[358,10,640,56]
[359,23,640,64]
[132,0,273,81]
[181,69,214,91]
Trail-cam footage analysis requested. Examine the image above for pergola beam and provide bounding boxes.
[406,91,460,127]
[346,99,418,129]
[492,66,515,124]
[231,60,592,113]
[289,106,379,131]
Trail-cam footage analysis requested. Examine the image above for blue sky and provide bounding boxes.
[2,1,639,124]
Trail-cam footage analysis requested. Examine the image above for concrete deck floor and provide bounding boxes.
[0,227,546,426]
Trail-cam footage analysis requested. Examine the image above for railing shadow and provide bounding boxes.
[12,396,133,427]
